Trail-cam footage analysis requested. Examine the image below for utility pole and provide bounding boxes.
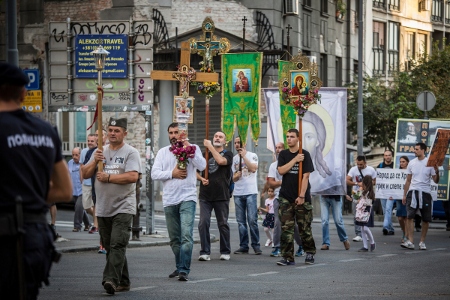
[357,0,364,155]
[6,0,19,66]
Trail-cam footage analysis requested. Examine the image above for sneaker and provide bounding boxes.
[387,231,395,235]
[169,270,179,278]
[198,254,210,261]
[419,242,426,250]
[352,236,362,242]
[253,248,262,255]
[98,246,107,254]
[406,241,415,250]
[295,246,305,257]
[370,243,376,251]
[305,253,315,264]
[400,239,410,248]
[265,239,272,247]
[270,248,281,257]
[382,228,388,235]
[116,284,130,292]
[320,244,329,250]
[234,248,249,254]
[277,258,295,266]
[104,281,116,295]
[358,247,368,252]
[178,272,188,281]
[89,226,98,234]
[343,240,350,250]
[220,254,230,261]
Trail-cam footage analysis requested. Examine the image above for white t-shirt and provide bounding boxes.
[405,157,436,194]
[268,160,282,197]
[265,198,275,214]
[232,151,259,195]
[347,165,377,192]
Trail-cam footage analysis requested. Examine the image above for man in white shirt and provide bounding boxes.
[232,136,261,255]
[151,123,206,281]
[402,142,439,250]
[346,156,377,242]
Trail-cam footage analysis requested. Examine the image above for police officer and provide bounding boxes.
[0,62,72,299]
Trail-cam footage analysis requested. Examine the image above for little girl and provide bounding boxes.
[346,175,376,252]
[259,187,275,247]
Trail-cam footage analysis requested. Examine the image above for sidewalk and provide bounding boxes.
[54,200,447,253]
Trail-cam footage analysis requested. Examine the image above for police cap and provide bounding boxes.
[0,62,30,86]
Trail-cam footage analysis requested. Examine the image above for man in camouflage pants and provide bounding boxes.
[276,129,316,265]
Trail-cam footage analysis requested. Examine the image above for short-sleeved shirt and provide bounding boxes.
[347,165,377,192]
[232,150,259,195]
[199,150,233,201]
[0,109,63,214]
[68,159,82,196]
[405,157,436,194]
[377,161,393,169]
[268,160,282,197]
[89,143,140,217]
[278,149,314,203]
[265,198,275,214]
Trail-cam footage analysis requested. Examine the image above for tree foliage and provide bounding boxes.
[347,42,450,151]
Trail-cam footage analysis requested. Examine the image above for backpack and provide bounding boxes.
[223,150,234,198]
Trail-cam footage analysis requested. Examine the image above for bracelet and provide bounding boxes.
[299,196,305,199]
[107,174,110,183]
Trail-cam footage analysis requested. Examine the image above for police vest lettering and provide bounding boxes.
[7,134,54,148]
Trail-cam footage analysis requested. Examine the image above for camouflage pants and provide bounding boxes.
[278,197,316,261]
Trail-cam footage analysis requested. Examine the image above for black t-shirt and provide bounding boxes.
[278,149,314,203]
[0,109,63,214]
[377,161,393,169]
[199,150,233,201]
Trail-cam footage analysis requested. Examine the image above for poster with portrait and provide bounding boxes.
[395,119,450,200]
[232,69,252,93]
[173,96,194,123]
[290,70,309,97]
[264,87,347,195]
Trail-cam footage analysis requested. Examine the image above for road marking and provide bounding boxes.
[296,263,327,269]
[248,271,279,277]
[430,248,446,251]
[339,258,365,262]
[131,286,157,291]
[404,251,420,254]
[189,278,224,283]
[377,254,397,257]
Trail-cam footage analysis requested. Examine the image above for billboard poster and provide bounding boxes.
[395,119,450,200]
[75,34,128,78]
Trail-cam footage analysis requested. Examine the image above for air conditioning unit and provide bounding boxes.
[284,0,299,15]
[419,0,430,12]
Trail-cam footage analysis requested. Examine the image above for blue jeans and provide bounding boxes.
[381,199,395,232]
[164,200,196,275]
[320,196,348,245]
[234,194,260,250]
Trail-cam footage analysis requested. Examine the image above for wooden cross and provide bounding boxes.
[150,41,219,95]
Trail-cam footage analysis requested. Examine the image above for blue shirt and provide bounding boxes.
[68,159,82,196]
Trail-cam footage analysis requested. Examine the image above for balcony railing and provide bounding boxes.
[373,0,387,9]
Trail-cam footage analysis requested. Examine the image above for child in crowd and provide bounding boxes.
[259,187,276,247]
[346,175,376,252]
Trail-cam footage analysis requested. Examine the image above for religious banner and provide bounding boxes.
[264,87,347,195]
[173,96,194,124]
[375,169,438,200]
[395,119,450,200]
[278,60,296,146]
[221,52,263,143]
[427,128,450,167]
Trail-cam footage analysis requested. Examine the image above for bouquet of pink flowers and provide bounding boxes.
[169,141,196,170]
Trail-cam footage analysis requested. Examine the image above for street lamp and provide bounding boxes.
[91,45,109,171]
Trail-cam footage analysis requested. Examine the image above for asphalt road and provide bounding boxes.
[40,208,450,299]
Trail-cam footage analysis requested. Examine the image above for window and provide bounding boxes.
[321,0,328,13]
[417,33,427,56]
[335,57,342,87]
[405,32,415,70]
[372,21,385,75]
[320,20,328,52]
[303,0,312,6]
[373,0,386,9]
[389,0,400,10]
[446,1,450,23]
[303,14,311,48]
[320,54,328,86]
[432,0,443,22]
[388,22,400,74]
